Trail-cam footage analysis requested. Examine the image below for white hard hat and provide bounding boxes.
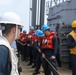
[0,12,22,26]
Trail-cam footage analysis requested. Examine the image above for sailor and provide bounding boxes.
[33,30,44,75]
[20,30,27,61]
[41,24,59,75]
[31,32,38,68]
[27,26,34,66]
[0,12,23,75]
[67,20,76,75]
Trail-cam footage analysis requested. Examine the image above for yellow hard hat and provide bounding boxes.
[72,20,76,28]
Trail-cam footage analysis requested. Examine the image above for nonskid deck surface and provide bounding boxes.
[21,61,72,75]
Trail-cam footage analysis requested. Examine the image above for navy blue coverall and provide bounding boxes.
[0,45,11,75]
[34,40,42,72]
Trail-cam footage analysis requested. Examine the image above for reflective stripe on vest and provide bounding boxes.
[42,33,55,49]
[27,31,34,41]
[37,37,42,47]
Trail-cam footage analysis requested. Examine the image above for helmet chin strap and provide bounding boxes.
[0,25,5,36]
[15,25,18,39]
[15,25,20,40]
[0,30,2,36]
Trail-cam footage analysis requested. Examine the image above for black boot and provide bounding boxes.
[32,71,40,75]
[32,64,36,68]
[27,63,32,66]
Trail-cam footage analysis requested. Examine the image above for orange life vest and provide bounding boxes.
[37,37,41,43]
[32,35,38,46]
[42,32,56,49]
[20,33,27,43]
[37,37,42,47]
[20,33,23,39]
[27,31,34,41]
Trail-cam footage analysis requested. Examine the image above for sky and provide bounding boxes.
[0,0,49,33]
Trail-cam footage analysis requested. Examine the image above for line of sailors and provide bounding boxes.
[16,25,61,75]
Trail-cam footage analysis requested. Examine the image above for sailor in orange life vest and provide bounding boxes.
[31,32,39,68]
[22,30,28,61]
[20,30,27,61]
[33,30,44,75]
[67,20,76,75]
[20,30,27,43]
[41,25,59,75]
[27,26,34,66]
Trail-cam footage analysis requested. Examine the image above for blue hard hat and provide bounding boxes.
[23,30,26,33]
[37,30,44,37]
[35,29,41,34]
[41,24,50,31]
[33,33,37,36]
